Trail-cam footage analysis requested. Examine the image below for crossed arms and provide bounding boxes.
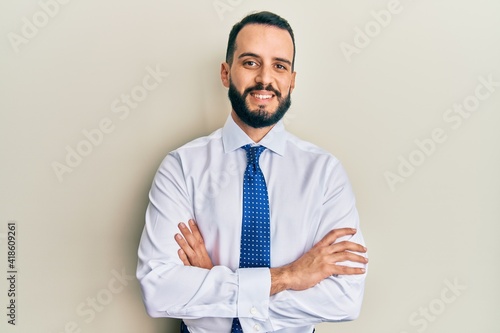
[176,219,367,295]
[137,152,368,331]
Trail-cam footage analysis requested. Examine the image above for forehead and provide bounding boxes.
[234,24,294,60]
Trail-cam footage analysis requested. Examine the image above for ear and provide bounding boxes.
[221,62,230,88]
[290,71,297,93]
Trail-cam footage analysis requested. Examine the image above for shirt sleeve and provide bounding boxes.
[136,152,272,326]
[239,159,367,332]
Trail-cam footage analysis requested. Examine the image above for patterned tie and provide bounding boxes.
[231,145,271,333]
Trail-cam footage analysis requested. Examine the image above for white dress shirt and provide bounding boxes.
[137,115,367,333]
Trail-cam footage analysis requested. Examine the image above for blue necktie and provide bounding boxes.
[231,145,271,333]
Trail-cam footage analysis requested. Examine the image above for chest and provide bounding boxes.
[186,153,325,267]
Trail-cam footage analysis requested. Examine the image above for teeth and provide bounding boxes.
[253,94,272,99]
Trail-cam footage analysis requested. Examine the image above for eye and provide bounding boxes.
[244,60,258,67]
[276,64,287,71]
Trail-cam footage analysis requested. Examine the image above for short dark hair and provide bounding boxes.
[225,11,296,71]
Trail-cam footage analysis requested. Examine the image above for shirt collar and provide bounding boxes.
[222,115,287,156]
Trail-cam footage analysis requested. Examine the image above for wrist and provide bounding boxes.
[270,266,290,295]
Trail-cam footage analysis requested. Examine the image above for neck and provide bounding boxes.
[231,111,275,143]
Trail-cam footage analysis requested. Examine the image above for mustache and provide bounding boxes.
[243,83,282,98]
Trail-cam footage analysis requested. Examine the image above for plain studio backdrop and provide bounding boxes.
[1,1,499,332]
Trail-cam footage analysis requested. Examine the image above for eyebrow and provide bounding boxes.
[238,52,292,67]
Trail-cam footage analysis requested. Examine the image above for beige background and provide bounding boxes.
[1,1,499,332]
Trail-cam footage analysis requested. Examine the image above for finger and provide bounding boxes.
[331,265,366,276]
[331,251,368,265]
[174,232,187,248]
[188,220,212,259]
[188,219,205,245]
[178,222,198,248]
[177,249,191,266]
[184,220,208,254]
[318,228,357,246]
[175,233,196,259]
[330,240,367,254]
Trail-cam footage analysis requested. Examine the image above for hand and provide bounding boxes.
[271,228,367,294]
[175,219,214,269]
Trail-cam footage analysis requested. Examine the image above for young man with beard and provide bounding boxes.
[137,11,368,333]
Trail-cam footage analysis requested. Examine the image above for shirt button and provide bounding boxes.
[253,324,261,331]
[250,307,257,315]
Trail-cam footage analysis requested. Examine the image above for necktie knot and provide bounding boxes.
[243,144,266,166]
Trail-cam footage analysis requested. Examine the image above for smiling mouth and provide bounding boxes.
[250,93,275,100]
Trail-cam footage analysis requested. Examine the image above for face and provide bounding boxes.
[221,24,296,128]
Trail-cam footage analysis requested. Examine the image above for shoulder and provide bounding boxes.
[167,128,222,157]
[285,132,341,167]
[284,132,353,197]
[176,128,223,152]
[156,128,223,171]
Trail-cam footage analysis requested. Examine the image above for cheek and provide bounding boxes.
[230,69,252,88]
[277,77,293,92]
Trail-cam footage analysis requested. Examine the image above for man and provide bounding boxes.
[137,11,368,333]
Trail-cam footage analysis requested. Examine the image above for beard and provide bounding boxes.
[228,79,292,128]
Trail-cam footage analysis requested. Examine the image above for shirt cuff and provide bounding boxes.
[237,267,273,332]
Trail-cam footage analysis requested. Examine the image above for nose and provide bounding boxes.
[255,65,273,87]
